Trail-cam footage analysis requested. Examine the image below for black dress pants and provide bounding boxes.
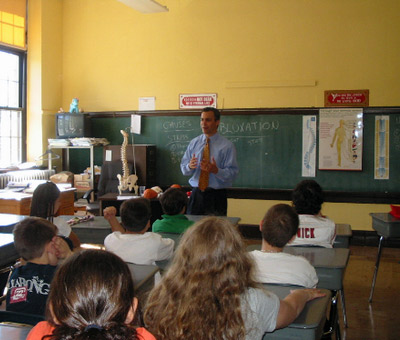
[187,187,227,216]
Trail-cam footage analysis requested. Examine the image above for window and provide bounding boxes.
[0,10,25,48]
[0,47,26,167]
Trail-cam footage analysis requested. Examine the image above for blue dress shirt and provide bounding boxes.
[180,133,239,189]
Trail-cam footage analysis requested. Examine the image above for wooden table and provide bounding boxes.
[262,285,331,340]
[0,188,76,216]
[369,213,400,302]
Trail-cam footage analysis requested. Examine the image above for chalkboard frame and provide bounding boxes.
[78,107,400,204]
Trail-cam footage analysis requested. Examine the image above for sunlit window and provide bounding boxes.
[0,11,25,48]
[0,49,24,167]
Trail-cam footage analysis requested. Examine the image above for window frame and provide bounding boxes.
[0,44,27,166]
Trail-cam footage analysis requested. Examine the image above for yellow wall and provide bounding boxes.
[27,0,63,166]
[228,199,391,231]
[59,0,400,111]
[27,0,400,230]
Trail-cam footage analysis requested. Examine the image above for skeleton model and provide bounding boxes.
[117,129,139,195]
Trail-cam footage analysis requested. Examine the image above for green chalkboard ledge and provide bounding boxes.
[85,106,400,118]
[171,187,400,205]
[229,188,400,204]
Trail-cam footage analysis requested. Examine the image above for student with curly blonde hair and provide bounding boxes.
[144,217,325,340]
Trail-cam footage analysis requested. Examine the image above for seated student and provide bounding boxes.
[30,181,81,249]
[27,249,156,340]
[144,217,325,340]
[103,198,174,265]
[249,204,318,288]
[289,179,336,248]
[152,187,194,234]
[6,217,73,316]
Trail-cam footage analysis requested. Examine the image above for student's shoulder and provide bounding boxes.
[27,321,54,340]
[137,327,157,340]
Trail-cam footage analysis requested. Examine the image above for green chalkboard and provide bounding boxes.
[81,110,400,193]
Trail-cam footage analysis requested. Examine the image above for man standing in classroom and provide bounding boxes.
[180,107,239,216]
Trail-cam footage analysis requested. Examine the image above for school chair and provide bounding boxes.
[83,161,134,215]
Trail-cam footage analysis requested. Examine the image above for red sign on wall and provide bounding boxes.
[179,94,217,109]
[324,89,369,107]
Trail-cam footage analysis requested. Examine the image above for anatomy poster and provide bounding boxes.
[374,116,389,179]
[319,109,363,170]
[302,115,317,177]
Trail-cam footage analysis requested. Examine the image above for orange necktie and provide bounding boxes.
[198,137,210,191]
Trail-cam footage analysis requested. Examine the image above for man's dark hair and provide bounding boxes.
[120,198,151,232]
[261,204,299,248]
[292,180,324,215]
[13,217,57,261]
[159,188,188,215]
[202,107,220,121]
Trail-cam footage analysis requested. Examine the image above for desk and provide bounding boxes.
[0,188,76,216]
[62,214,241,245]
[99,193,163,224]
[262,285,331,340]
[0,233,17,268]
[334,224,352,248]
[285,246,349,338]
[186,214,241,225]
[126,262,159,295]
[246,245,350,289]
[0,214,25,233]
[283,247,350,291]
[55,216,112,244]
[247,245,350,336]
[0,323,32,340]
[369,213,400,302]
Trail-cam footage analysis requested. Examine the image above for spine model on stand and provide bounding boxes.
[117,130,138,195]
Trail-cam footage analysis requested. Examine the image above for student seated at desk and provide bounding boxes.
[30,181,81,249]
[288,180,336,248]
[27,249,156,340]
[103,198,174,265]
[144,217,325,340]
[6,217,73,316]
[249,204,318,288]
[152,188,194,234]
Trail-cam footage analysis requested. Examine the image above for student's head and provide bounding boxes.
[201,107,220,136]
[13,217,57,261]
[292,179,324,215]
[261,204,299,248]
[46,249,139,340]
[30,181,60,219]
[144,217,255,340]
[120,198,151,232]
[159,188,188,215]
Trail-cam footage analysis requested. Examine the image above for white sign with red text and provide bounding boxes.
[179,94,217,109]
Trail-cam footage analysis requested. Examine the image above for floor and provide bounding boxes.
[339,245,400,340]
